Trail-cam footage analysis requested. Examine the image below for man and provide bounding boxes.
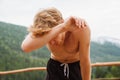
[21,7,91,80]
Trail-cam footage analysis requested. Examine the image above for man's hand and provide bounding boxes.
[63,16,87,31]
[74,16,87,28]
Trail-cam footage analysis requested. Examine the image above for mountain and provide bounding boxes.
[0,21,120,62]
[94,36,120,47]
[0,21,120,79]
[0,21,49,80]
[90,36,120,62]
[0,21,50,58]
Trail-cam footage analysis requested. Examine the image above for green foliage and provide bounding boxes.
[0,21,120,79]
[0,21,49,80]
[92,66,120,78]
[90,42,120,62]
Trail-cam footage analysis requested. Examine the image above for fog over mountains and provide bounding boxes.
[94,36,120,47]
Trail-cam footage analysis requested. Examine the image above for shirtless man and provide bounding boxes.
[21,7,91,80]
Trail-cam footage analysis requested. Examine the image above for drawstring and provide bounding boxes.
[60,63,69,78]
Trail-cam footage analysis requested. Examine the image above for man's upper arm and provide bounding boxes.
[78,27,91,61]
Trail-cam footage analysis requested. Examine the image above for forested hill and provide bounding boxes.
[0,21,50,80]
[0,21,120,79]
[0,21,120,63]
[0,21,50,58]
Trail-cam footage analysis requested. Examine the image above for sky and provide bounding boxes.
[0,0,120,40]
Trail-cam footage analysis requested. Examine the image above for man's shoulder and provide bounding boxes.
[72,26,91,45]
[74,27,91,38]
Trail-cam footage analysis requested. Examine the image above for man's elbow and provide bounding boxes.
[21,44,31,53]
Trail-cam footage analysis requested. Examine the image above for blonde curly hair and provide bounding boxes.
[28,7,63,37]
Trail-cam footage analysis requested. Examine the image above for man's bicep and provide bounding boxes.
[78,27,91,60]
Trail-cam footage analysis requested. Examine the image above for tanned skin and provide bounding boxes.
[21,17,91,80]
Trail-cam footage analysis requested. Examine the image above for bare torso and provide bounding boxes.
[47,30,80,63]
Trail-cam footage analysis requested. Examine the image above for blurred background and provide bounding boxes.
[0,0,120,80]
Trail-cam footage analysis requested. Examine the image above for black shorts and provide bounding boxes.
[46,58,82,80]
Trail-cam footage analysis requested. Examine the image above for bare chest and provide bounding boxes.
[63,32,79,53]
[48,32,79,56]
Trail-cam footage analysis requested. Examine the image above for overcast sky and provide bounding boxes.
[0,0,120,40]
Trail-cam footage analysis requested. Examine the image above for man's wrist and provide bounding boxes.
[59,23,68,32]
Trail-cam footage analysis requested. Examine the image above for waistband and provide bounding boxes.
[49,58,80,79]
[49,58,80,65]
